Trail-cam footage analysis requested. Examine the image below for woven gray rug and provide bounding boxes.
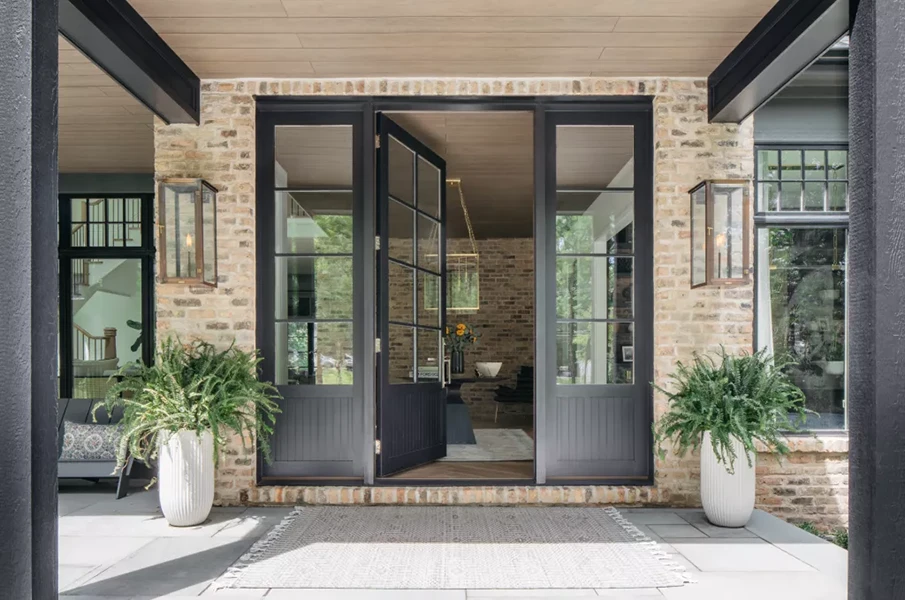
[220,506,691,590]
[439,429,534,462]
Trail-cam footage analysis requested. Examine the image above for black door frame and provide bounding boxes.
[255,95,655,486]
[58,193,156,400]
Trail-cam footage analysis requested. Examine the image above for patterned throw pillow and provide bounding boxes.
[59,422,123,462]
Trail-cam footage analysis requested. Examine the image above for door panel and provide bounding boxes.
[545,111,653,481]
[258,114,366,481]
[377,114,447,477]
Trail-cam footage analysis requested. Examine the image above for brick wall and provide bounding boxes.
[153,77,848,527]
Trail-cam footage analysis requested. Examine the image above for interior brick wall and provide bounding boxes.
[153,77,848,528]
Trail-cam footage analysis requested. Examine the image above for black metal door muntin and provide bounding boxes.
[376,113,448,477]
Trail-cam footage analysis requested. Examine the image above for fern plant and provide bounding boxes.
[653,347,811,473]
[96,337,281,470]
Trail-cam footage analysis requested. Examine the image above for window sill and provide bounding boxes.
[755,434,849,454]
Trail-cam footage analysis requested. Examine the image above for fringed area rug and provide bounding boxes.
[439,429,534,462]
[219,506,692,590]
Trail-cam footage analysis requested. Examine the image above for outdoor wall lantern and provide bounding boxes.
[690,180,750,288]
[158,178,218,286]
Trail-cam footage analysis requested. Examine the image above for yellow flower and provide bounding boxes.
[456,330,464,337]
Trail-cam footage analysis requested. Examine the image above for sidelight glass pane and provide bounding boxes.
[388,262,415,325]
[388,135,415,206]
[275,322,353,385]
[388,324,415,384]
[691,186,707,286]
[388,199,415,264]
[70,258,143,399]
[556,257,633,320]
[555,199,634,255]
[416,328,442,382]
[275,257,353,320]
[757,227,846,429]
[556,322,633,384]
[417,156,441,218]
[275,191,353,255]
[274,125,352,190]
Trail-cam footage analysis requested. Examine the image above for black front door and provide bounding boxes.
[376,114,448,477]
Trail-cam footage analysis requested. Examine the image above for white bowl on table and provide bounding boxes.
[475,362,503,378]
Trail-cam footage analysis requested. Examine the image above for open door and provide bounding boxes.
[376,114,448,477]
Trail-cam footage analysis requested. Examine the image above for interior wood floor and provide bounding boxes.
[385,411,535,480]
[386,460,534,480]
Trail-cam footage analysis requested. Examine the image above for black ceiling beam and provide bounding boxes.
[59,0,200,124]
[708,0,849,123]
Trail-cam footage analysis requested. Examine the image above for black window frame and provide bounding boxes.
[754,143,849,434]
[58,193,156,400]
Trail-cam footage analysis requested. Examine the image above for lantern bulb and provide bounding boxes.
[185,233,193,248]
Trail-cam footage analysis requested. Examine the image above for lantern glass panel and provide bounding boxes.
[690,186,707,287]
[162,182,199,280]
[711,184,746,281]
[202,184,217,284]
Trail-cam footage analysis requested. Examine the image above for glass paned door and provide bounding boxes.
[545,112,653,481]
[376,114,447,477]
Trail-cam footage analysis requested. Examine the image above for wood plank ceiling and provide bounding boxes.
[58,36,155,174]
[132,0,777,78]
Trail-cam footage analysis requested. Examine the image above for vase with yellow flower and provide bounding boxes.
[444,322,480,374]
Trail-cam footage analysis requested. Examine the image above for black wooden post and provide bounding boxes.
[849,0,905,597]
[0,0,60,597]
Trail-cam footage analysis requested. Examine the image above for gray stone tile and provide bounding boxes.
[59,535,154,567]
[657,571,845,600]
[59,492,109,517]
[619,511,689,526]
[59,565,100,592]
[59,509,240,538]
[678,510,758,538]
[594,589,665,597]
[467,591,597,597]
[267,591,466,599]
[744,510,847,583]
[668,539,816,572]
[213,507,294,539]
[648,525,708,539]
[199,587,270,598]
[62,536,255,598]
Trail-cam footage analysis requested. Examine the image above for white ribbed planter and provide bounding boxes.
[700,431,755,528]
[158,430,214,527]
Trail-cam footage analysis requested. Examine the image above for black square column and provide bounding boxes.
[849,0,905,598]
[0,0,60,597]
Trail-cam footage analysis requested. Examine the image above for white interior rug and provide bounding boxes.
[439,428,534,462]
[220,506,691,590]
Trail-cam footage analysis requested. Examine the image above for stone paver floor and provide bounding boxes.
[58,481,847,599]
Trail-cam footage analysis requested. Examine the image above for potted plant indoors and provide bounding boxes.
[98,338,281,527]
[654,348,810,527]
[444,322,480,374]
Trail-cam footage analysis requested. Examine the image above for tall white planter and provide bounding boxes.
[158,429,214,527]
[700,431,755,527]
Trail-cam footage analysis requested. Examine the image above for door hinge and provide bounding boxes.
[375,235,381,251]
[375,439,382,455]
[375,337,381,353]
[375,134,380,149]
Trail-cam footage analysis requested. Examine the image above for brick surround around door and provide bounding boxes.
[153,77,848,529]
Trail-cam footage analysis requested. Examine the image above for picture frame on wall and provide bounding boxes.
[622,346,634,363]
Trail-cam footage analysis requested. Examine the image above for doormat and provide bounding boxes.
[218,506,692,590]
[439,428,534,462]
